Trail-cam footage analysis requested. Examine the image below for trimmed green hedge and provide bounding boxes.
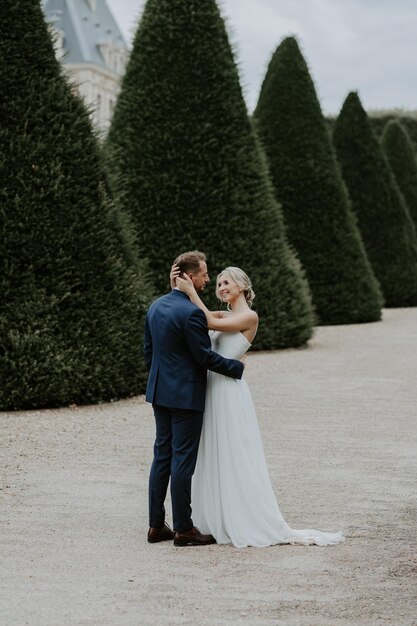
[106,0,314,349]
[333,92,417,307]
[254,37,382,324]
[382,120,417,231]
[0,0,152,410]
[372,115,417,154]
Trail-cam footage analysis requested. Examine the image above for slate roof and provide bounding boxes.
[43,0,128,69]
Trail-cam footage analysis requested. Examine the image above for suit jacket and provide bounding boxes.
[144,289,244,412]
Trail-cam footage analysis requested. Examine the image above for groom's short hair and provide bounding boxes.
[174,250,206,275]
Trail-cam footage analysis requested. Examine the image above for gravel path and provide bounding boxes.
[1,308,416,626]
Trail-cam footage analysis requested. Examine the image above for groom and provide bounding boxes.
[144,250,244,546]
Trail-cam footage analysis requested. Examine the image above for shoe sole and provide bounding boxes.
[173,540,216,547]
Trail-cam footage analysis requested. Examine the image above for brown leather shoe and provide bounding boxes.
[147,522,175,543]
[173,526,216,547]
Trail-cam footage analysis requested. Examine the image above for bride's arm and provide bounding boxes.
[170,264,179,289]
[208,309,258,332]
[175,274,218,328]
[169,264,222,316]
[176,275,257,332]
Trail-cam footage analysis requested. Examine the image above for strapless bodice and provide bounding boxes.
[210,331,251,359]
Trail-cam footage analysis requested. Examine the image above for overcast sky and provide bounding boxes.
[106,0,417,116]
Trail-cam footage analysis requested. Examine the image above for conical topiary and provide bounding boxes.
[328,114,417,156]
[333,92,417,307]
[253,37,383,325]
[0,0,152,410]
[371,114,417,154]
[381,119,417,231]
[106,0,315,349]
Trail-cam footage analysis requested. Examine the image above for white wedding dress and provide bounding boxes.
[192,330,344,548]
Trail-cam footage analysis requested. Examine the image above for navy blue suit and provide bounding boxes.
[144,289,243,531]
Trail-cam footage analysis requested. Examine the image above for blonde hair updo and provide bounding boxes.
[216,267,255,308]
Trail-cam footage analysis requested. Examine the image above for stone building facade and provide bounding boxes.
[43,0,129,133]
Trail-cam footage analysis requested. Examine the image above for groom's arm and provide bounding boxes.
[185,309,244,379]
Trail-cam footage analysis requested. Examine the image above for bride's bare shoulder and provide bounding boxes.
[244,309,259,323]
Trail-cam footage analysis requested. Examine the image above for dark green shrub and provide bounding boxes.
[382,119,417,231]
[371,115,417,154]
[106,0,314,349]
[329,114,417,156]
[254,37,382,324]
[0,0,151,410]
[333,92,417,307]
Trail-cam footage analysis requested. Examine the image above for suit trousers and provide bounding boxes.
[148,404,203,532]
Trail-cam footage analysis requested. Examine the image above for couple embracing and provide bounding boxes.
[144,251,344,548]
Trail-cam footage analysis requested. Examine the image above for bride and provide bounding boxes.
[171,264,344,548]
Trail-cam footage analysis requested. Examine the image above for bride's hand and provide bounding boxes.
[170,264,180,289]
[176,273,196,295]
